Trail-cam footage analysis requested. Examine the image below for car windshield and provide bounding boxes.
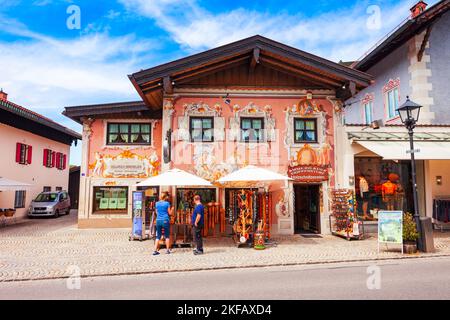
[34,193,59,202]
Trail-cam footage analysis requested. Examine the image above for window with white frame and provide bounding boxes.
[384,80,400,120]
[363,101,373,125]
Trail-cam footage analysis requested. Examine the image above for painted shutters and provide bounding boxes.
[27,146,32,164]
[51,151,56,168]
[177,116,190,141]
[16,143,22,163]
[15,143,32,165]
[213,117,225,142]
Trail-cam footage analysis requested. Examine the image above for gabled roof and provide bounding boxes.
[129,35,373,109]
[63,100,162,124]
[0,98,81,145]
[353,0,450,72]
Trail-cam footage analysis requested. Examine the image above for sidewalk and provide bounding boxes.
[0,212,449,282]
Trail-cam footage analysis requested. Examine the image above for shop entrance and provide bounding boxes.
[294,184,321,234]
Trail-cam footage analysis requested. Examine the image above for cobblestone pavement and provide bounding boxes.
[1,211,449,282]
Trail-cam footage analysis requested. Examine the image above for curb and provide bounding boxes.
[2,252,449,283]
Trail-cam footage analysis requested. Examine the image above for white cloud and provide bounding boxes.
[0,13,160,165]
[118,0,436,61]
[0,15,160,110]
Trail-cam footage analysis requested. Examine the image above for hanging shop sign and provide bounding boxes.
[378,211,403,245]
[287,165,329,183]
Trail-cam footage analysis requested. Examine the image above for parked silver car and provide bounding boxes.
[28,191,71,218]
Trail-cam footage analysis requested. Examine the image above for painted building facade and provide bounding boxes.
[65,35,372,233]
[337,0,450,224]
[0,90,80,219]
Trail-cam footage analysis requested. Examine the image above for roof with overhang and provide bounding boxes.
[352,0,450,72]
[129,35,373,110]
[63,100,162,124]
[0,98,80,145]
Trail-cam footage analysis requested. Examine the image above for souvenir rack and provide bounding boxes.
[227,188,272,247]
[329,189,364,240]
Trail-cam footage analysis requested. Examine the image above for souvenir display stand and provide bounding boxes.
[218,165,290,249]
[135,168,214,248]
[227,188,272,247]
[329,189,364,240]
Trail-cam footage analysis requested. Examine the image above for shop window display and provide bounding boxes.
[354,157,421,221]
[176,188,217,210]
[93,186,128,214]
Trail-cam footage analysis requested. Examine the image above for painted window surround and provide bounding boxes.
[101,119,159,150]
[383,78,401,123]
[230,102,276,149]
[361,93,375,125]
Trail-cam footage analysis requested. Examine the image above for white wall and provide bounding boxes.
[0,123,71,219]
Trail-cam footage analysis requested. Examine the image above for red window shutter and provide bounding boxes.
[63,154,67,170]
[16,143,22,163]
[51,151,56,168]
[43,149,48,167]
[58,152,62,169]
[27,145,32,164]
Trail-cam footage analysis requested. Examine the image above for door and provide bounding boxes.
[294,185,321,234]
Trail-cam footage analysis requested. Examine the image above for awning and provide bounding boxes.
[0,177,32,191]
[136,168,213,187]
[355,141,450,160]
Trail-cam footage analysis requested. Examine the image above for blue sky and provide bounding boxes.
[0,0,439,165]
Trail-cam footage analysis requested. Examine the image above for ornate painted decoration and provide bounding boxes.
[89,149,160,178]
[383,78,400,93]
[284,99,329,148]
[361,93,375,105]
[177,102,225,142]
[192,144,241,182]
[183,102,222,117]
[229,102,276,142]
[287,144,331,183]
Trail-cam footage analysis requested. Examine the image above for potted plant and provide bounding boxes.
[5,208,15,217]
[403,212,419,254]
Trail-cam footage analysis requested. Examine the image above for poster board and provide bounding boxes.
[99,198,109,210]
[131,191,145,239]
[378,211,403,253]
[109,198,118,210]
[117,198,127,210]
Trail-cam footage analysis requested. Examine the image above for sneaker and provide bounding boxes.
[152,251,160,256]
[166,249,171,254]
[193,250,204,255]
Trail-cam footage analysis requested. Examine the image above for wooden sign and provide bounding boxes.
[288,165,329,183]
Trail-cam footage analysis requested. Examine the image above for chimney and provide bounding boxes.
[0,89,7,101]
[410,1,428,18]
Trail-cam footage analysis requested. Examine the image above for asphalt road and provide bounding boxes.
[1,257,449,300]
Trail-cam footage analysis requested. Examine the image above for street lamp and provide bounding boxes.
[396,96,423,251]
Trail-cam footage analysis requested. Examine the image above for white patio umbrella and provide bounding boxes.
[218,165,292,183]
[136,168,213,187]
[0,177,32,191]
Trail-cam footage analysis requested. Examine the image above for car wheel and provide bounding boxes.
[54,210,59,218]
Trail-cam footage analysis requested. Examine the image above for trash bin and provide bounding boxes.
[419,217,435,253]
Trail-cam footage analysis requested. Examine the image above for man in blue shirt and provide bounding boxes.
[191,195,204,255]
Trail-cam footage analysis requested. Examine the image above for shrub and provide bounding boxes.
[403,212,419,242]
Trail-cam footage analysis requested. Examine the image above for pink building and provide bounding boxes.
[64,36,372,234]
[0,90,81,220]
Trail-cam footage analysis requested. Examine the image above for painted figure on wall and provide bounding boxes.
[275,194,289,218]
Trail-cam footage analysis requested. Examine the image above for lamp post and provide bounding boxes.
[396,96,423,251]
